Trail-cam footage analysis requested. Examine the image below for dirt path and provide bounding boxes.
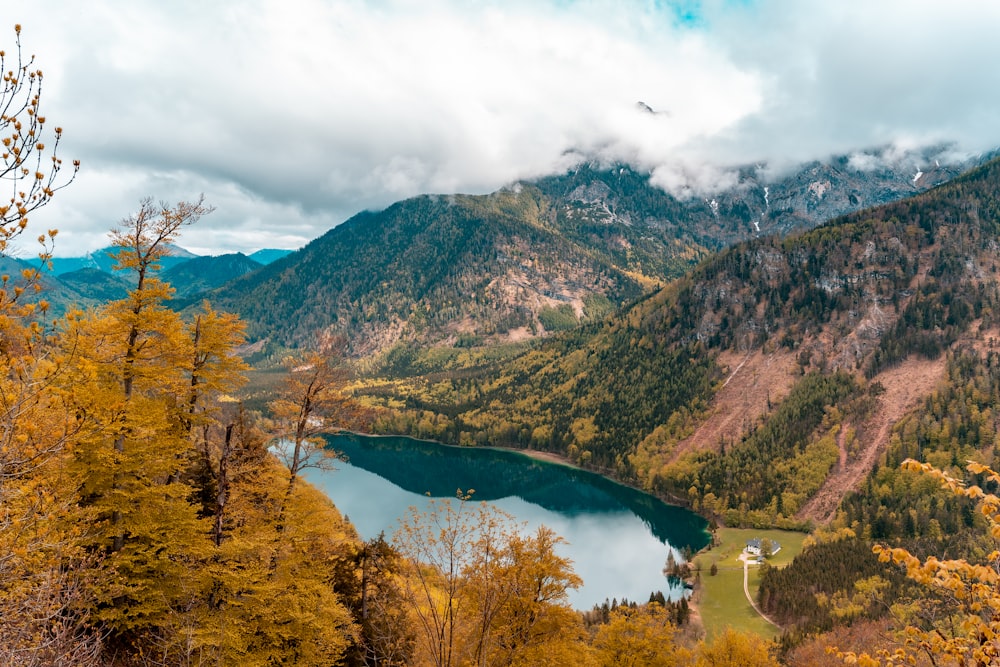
[797,356,946,524]
[837,423,848,470]
[740,554,780,629]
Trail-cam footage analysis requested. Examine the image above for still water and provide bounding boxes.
[307,433,710,609]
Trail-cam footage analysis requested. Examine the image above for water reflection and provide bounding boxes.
[307,433,710,609]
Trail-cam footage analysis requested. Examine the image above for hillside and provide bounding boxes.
[202,146,981,354]
[160,252,262,298]
[363,156,1000,528]
[201,186,660,354]
[0,257,132,319]
[57,267,131,303]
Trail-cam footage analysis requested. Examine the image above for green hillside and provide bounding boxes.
[200,154,973,356]
[161,252,262,298]
[362,157,1000,519]
[202,185,681,352]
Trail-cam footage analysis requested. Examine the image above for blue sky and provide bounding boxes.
[7,0,1000,256]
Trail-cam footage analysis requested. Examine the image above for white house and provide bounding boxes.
[746,538,781,557]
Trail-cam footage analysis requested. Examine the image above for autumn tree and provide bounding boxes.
[695,627,780,667]
[353,533,417,666]
[52,199,363,664]
[0,24,78,258]
[591,603,692,667]
[838,459,1000,666]
[0,23,92,665]
[63,199,216,648]
[393,496,587,667]
[269,341,370,519]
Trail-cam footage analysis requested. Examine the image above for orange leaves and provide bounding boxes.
[853,459,1000,665]
[0,27,78,248]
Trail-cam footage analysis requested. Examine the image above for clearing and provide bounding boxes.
[797,355,946,525]
[690,527,806,640]
[668,349,798,464]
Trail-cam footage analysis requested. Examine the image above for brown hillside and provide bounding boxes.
[667,349,798,464]
[797,356,946,525]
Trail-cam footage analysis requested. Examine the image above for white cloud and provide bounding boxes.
[4,0,999,255]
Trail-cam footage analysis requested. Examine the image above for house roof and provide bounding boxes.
[747,538,780,549]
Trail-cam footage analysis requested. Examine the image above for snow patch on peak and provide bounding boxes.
[709,199,719,217]
[912,170,923,184]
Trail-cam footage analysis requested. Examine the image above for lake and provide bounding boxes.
[307,433,710,609]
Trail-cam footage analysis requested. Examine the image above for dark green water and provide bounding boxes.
[308,433,710,609]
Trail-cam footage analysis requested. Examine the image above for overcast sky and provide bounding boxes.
[7,0,1000,256]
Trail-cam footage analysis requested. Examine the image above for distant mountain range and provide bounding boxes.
[7,144,991,348]
[196,144,993,353]
[39,246,291,277]
[7,246,293,318]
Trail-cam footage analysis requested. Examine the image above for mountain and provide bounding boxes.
[160,253,263,299]
[0,258,129,318]
[249,248,294,265]
[198,188,657,354]
[364,156,1000,531]
[58,267,131,303]
[201,145,989,353]
[533,144,988,249]
[19,248,264,310]
[44,244,199,275]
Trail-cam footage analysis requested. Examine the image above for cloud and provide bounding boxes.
[695,0,1000,163]
[5,0,1000,254]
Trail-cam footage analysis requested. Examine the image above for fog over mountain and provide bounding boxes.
[6,0,1000,256]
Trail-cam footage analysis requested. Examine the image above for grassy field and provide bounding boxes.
[690,527,807,640]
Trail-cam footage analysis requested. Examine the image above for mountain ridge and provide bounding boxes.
[197,145,989,354]
[361,155,1000,531]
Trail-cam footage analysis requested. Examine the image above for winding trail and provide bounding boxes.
[740,554,780,630]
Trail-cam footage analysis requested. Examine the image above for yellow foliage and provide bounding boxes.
[838,458,1000,666]
[591,604,691,666]
[695,627,780,667]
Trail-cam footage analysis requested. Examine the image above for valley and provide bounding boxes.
[5,5,1000,663]
[10,148,1000,664]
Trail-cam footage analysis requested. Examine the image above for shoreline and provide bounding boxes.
[485,445,583,470]
[327,430,718,614]
[334,429,703,522]
[334,429,584,470]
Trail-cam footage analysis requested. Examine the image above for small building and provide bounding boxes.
[746,538,781,557]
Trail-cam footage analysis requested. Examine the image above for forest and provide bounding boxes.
[0,182,795,664]
[0,205,789,664]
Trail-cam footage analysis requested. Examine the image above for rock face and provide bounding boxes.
[539,145,991,252]
[733,149,983,240]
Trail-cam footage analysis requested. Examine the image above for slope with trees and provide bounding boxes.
[196,147,982,357]
[362,157,1000,527]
